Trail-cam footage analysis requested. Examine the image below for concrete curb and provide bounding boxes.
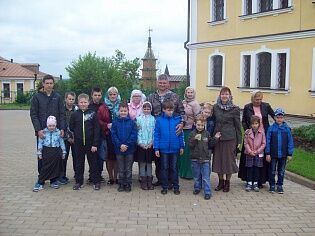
[285,170,315,190]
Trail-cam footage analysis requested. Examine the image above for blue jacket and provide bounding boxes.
[111,116,137,155]
[37,128,66,155]
[154,112,185,154]
[136,114,155,146]
[265,122,294,158]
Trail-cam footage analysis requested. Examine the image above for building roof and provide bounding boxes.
[142,36,157,60]
[168,75,186,82]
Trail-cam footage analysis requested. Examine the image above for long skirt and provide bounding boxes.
[134,145,154,163]
[178,129,193,179]
[212,139,238,175]
[38,146,62,183]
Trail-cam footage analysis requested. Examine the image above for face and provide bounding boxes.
[108,91,118,103]
[157,79,169,92]
[119,107,128,117]
[78,98,89,111]
[92,91,102,104]
[275,115,284,125]
[132,93,141,104]
[220,91,231,104]
[163,108,174,117]
[251,121,260,130]
[253,95,263,107]
[195,120,205,132]
[202,108,212,119]
[186,89,194,99]
[47,123,56,132]
[65,95,75,106]
[42,79,54,93]
[143,106,151,115]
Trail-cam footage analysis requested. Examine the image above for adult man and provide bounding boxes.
[30,74,65,191]
[147,74,185,186]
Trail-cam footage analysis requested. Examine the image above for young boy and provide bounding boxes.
[69,93,101,190]
[201,103,216,156]
[266,108,294,194]
[189,114,220,200]
[111,102,138,192]
[154,101,184,195]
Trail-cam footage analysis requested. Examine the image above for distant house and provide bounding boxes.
[164,64,186,89]
[0,57,56,103]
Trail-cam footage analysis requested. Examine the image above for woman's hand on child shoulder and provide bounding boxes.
[91,146,97,153]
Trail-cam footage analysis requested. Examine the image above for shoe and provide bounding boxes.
[100,176,105,183]
[204,194,211,200]
[93,183,101,190]
[117,184,124,192]
[253,184,259,192]
[223,180,230,192]
[73,183,82,190]
[33,183,43,192]
[215,179,224,191]
[125,184,131,192]
[153,181,161,186]
[277,185,284,194]
[147,176,154,190]
[50,182,60,189]
[107,179,114,185]
[245,184,252,192]
[140,177,148,190]
[64,176,69,182]
[174,189,180,195]
[161,189,167,194]
[269,185,275,193]
[58,177,68,185]
[193,189,200,195]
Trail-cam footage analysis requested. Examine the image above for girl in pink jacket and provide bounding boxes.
[244,115,266,192]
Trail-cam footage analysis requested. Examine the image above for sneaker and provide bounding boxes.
[174,189,180,195]
[50,182,60,189]
[193,189,200,195]
[93,183,101,190]
[253,184,259,192]
[117,184,124,192]
[58,177,68,185]
[33,183,43,192]
[125,184,131,192]
[204,194,211,200]
[100,176,105,183]
[277,185,284,194]
[107,179,114,185]
[245,184,252,192]
[161,189,167,195]
[269,185,275,193]
[73,183,82,190]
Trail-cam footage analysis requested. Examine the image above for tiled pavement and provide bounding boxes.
[0,110,314,236]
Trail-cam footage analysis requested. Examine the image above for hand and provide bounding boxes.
[214,132,221,139]
[179,148,184,156]
[38,155,42,160]
[147,143,152,149]
[38,130,45,139]
[120,144,128,152]
[137,124,141,130]
[91,146,97,152]
[107,123,112,129]
[68,138,74,144]
[194,134,202,141]
[176,123,184,136]
[266,155,271,162]
[139,144,146,149]
[60,130,64,138]
[62,154,66,160]
[155,150,160,157]
[287,156,292,161]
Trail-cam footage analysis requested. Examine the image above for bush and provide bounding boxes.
[293,124,315,142]
[15,92,28,104]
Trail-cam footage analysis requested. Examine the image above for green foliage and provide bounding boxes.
[15,90,36,104]
[292,124,315,142]
[54,79,71,98]
[173,80,188,100]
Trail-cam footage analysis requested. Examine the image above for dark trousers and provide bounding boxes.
[75,144,101,185]
[117,154,134,185]
[62,140,76,178]
[154,156,161,181]
[270,157,287,187]
[246,166,260,183]
[160,153,179,190]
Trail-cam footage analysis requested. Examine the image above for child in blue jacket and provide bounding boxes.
[266,108,294,194]
[154,101,184,195]
[111,102,138,192]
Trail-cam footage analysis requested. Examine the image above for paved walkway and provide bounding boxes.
[0,110,314,236]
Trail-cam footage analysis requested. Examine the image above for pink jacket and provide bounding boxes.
[244,128,266,156]
[128,102,143,120]
[183,100,201,129]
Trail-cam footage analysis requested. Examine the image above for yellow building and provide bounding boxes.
[188,0,315,117]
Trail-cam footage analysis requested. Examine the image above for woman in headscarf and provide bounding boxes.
[128,89,146,120]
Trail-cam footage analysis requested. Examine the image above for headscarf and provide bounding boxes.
[216,95,236,111]
[184,86,196,103]
[129,89,146,104]
[104,87,121,120]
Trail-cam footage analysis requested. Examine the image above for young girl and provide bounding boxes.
[244,115,266,192]
[111,102,138,192]
[33,116,66,192]
[135,102,155,190]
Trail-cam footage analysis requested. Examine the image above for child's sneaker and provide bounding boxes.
[269,185,275,193]
[161,189,167,195]
[33,183,43,192]
[117,184,124,192]
[277,185,284,194]
[173,189,180,195]
[125,184,131,192]
[50,182,60,189]
[204,194,211,200]
[193,189,200,195]
[73,183,82,190]
[58,177,68,185]
[245,184,252,192]
[253,184,259,192]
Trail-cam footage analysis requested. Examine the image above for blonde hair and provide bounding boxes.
[251,90,263,103]
[203,102,213,111]
[78,93,89,101]
[195,114,206,123]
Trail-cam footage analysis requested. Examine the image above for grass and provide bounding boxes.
[0,103,30,110]
[287,148,315,181]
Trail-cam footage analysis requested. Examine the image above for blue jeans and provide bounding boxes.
[116,154,134,185]
[139,162,152,177]
[192,161,211,195]
[160,153,179,190]
[269,157,287,186]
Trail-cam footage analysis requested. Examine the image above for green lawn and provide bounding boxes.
[0,103,30,110]
[287,148,315,181]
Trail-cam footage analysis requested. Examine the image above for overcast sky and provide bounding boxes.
[0,0,188,79]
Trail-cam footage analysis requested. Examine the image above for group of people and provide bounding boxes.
[30,74,294,199]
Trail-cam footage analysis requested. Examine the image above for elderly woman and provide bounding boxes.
[128,89,146,120]
[238,90,275,187]
[212,87,241,192]
[178,86,201,179]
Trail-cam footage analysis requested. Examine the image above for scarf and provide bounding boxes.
[104,94,121,120]
[216,95,236,111]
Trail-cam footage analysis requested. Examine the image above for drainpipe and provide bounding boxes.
[34,73,37,90]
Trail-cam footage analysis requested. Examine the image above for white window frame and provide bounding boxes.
[16,81,24,93]
[208,51,225,88]
[311,48,315,97]
[209,0,227,25]
[2,81,11,98]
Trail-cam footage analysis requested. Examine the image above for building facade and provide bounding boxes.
[188,0,315,117]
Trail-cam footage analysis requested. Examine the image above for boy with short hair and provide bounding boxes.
[266,108,294,194]
[69,93,101,190]
[154,100,185,195]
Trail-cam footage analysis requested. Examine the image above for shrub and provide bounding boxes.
[293,124,315,142]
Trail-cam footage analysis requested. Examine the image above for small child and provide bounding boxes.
[33,116,66,192]
[154,100,184,195]
[69,93,101,191]
[201,102,216,156]
[136,101,155,190]
[244,115,266,192]
[266,108,294,194]
[111,102,138,192]
[189,114,221,200]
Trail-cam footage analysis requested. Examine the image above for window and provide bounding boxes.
[277,53,286,89]
[280,0,288,8]
[208,53,224,87]
[257,52,271,88]
[3,83,10,98]
[241,0,292,16]
[210,0,226,22]
[17,83,24,93]
[258,0,273,12]
[242,55,251,87]
[244,0,252,15]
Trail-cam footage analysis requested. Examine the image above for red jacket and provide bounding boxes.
[244,128,266,156]
[97,104,111,137]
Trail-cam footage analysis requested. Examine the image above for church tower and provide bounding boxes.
[141,28,157,89]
